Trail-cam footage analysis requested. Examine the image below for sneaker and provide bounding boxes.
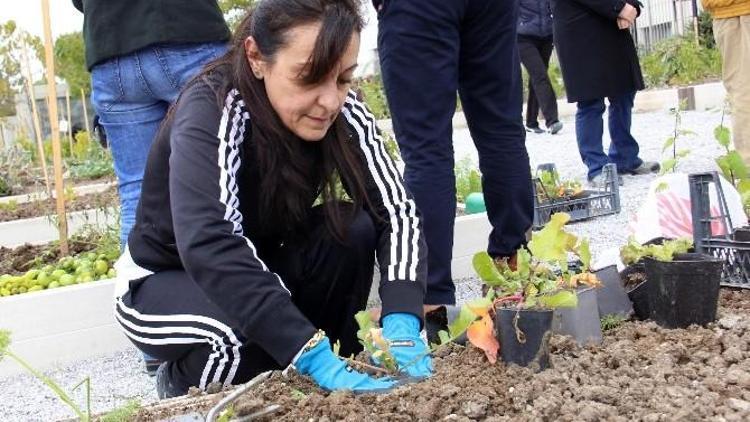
[625,161,660,175]
[425,305,467,346]
[145,357,163,377]
[155,361,188,400]
[525,124,544,134]
[588,172,624,188]
[547,121,563,135]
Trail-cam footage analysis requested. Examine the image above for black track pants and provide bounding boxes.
[518,34,559,128]
[115,207,376,393]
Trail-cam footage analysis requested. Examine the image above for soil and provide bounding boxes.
[0,235,103,276]
[621,264,647,290]
[134,289,750,422]
[0,187,118,222]
[1,175,115,197]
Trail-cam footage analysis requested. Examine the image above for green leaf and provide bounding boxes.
[662,136,675,153]
[516,247,531,279]
[577,238,592,271]
[660,158,677,174]
[737,179,750,195]
[438,330,451,345]
[537,290,578,309]
[0,329,9,356]
[716,155,733,181]
[676,149,691,158]
[528,213,577,270]
[726,151,749,180]
[714,125,731,149]
[678,129,697,137]
[448,305,480,339]
[656,182,669,193]
[472,252,505,287]
[354,310,374,345]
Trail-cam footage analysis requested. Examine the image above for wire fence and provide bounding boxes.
[632,0,704,51]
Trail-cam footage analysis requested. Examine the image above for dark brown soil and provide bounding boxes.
[6,176,115,196]
[0,236,103,276]
[0,187,117,222]
[134,289,750,421]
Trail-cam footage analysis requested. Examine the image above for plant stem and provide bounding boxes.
[6,350,86,420]
[345,358,391,376]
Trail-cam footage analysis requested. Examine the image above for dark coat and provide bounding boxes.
[551,0,645,103]
[518,0,554,38]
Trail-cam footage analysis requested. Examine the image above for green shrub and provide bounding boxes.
[641,35,721,87]
[353,75,390,120]
[0,174,10,197]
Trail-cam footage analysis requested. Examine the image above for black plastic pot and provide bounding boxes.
[621,263,650,320]
[733,226,750,241]
[496,308,553,370]
[552,287,603,345]
[644,253,722,328]
[594,265,633,318]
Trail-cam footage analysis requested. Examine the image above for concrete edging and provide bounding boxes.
[0,212,491,377]
[0,181,115,205]
[0,207,117,248]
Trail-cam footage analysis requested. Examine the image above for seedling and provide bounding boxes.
[660,101,695,176]
[620,237,693,265]
[460,213,600,362]
[713,109,750,214]
[600,314,626,332]
[354,311,398,373]
[535,169,583,201]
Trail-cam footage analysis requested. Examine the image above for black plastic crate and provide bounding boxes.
[532,163,621,229]
[689,172,750,288]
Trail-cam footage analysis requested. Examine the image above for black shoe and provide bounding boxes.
[525,124,544,134]
[145,357,163,377]
[547,121,563,135]
[425,305,467,346]
[155,361,188,400]
[625,161,660,175]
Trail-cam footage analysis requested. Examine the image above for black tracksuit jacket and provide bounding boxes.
[125,71,427,367]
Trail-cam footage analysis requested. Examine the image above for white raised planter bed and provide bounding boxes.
[0,212,490,377]
[0,181,116,205]
[0,207,118,248]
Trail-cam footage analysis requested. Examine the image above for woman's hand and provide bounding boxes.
[381,313,433,379]
[294,333,394,393]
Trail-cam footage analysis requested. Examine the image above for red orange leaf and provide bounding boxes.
[467,314,499,364]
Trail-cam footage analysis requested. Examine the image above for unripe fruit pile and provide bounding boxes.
[0,250,118,297]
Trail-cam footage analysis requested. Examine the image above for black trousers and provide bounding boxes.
[377,0,533,305]
[518,34,559,128]
[115,207,376,393]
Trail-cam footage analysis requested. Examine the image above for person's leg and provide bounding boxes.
[378,0,461,305]
[458,0,533,258]
[261,205,376,357]
[518,36,540,130]
[714,16,750,164]
[90,55,167,247]
[606,91,642,172]
[115,270,277,397]
[538,36,560,128]
[575,98,609,180]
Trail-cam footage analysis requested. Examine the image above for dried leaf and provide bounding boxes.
[466,314,499,364]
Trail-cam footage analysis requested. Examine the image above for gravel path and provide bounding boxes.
[0,108,730,421]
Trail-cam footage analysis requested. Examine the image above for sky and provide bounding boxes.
[0,1,380,76]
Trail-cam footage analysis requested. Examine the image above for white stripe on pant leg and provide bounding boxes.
[115,298,243,387]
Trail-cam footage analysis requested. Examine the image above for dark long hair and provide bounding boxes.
[199,0,370,242]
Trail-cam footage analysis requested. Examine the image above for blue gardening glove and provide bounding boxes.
[382,313,433,379]
[294,333,394,393]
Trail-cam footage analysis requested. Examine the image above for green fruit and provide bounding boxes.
[24,269,40,280]
[36,272,51,287]
[107,268,116,278]
[85,252,97,261]
[81,274,94,283]
[48,281,60,289]
[28,285,43,292]
[59,274,75,286]
[42,265,55,273]
[0,288,9,296]
[93,260,108,275]
[51,269,67,280]
[18,286,27,293]
[0,274,12,282]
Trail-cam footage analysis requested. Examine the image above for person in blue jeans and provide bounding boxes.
[374,0,534,319]
[552,0,659,185]
[73,0,230,375]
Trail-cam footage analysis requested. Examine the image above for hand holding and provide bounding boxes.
[618,3,637,24]
[381,313,433,379]
[617,17,631,29]
[294,332,394,393]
